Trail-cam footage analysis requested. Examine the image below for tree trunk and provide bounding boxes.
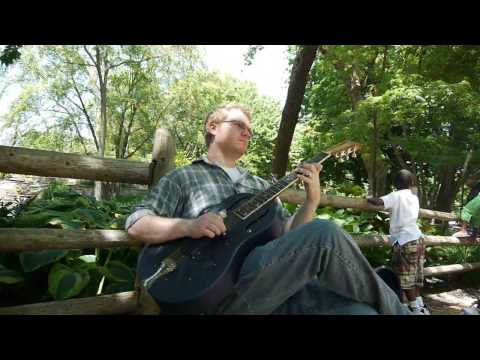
[94,47,109,201]
[271,45,318,178]
[435,166,460,212]
[362,153,388,197]
[371,110,378,195]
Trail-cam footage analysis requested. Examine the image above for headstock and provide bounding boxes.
[325,141,362,162]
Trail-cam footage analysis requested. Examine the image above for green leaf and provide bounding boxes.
[79,267,104,297]
[0,217,11,228]
[20,249,68,272]
[43,200,76,211]
[352,224,360,233]
[78,255,97,264]
[48,263,90,300]
[67,249,83,258]
[0,264,24,284]
[10,212,59,228]
[102,261,135,283]
[74,197,93,208]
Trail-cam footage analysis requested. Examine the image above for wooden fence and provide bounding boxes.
[0,129,475,315]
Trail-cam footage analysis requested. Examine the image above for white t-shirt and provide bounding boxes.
[381,189,423,246]
[220,165,243,183]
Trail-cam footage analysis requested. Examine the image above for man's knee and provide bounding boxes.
[302,219,350,246]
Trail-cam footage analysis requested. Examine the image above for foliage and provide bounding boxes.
[2,45,203,159]
[0,181,142,306]
[0,45,23,66]
[300,45,480,212]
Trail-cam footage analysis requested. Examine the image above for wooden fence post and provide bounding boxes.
[135,128,175,314]
[149,128,176,188]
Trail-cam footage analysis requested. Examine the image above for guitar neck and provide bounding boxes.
[233,152,331,220]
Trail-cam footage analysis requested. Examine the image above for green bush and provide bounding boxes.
[0,181,143,306]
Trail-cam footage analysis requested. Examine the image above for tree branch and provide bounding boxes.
[70,76,99,150]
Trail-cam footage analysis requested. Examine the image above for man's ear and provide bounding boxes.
[206,120,217,135]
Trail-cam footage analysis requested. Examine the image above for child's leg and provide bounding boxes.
[415,238,428,311]
[404,289,417,302]
[391,240,422,308]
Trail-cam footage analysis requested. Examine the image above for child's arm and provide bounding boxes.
[367,197,384,206]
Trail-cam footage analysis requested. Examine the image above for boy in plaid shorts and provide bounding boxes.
[368,169,429,314]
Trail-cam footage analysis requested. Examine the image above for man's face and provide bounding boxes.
[209,109,253,156]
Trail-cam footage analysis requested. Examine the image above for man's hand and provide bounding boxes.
[186,213,227,239]
[285,163,322,232]
[297,163,322,206]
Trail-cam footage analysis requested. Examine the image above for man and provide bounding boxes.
[126,104,411,315]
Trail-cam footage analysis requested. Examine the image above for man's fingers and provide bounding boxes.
[207,223,223,236]
[210,214,227,233]
[298,174,313,184]
[303,163,321,174]
[200,213,227,236]
[202,229,216,238]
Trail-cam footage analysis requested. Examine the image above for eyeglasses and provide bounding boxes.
[221,120,254,139]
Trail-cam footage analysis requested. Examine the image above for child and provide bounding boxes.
[367,169,429,314]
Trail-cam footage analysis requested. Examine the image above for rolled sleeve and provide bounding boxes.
[125,208,157,231]
[125,175,183,231]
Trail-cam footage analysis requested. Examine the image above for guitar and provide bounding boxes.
[136,141,362,314]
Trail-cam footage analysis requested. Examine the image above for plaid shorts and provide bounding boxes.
[391,238,425,289]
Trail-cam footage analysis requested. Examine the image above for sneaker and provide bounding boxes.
[408,305,429,315]
[460,307,480,315]
[420,306,430,315]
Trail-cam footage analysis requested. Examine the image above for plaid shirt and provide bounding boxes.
[125,156,291,230]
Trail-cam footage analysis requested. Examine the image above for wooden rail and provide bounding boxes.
[280,190,458,222]
[0,228,476,252]
[0,145,150,185]
[1,261,479,315]
[0,291,137,315]
[0,145,457,222]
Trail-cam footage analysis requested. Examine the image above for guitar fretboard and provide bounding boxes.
[233,152,330,220]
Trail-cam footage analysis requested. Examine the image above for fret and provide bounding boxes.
[235,172,300,219]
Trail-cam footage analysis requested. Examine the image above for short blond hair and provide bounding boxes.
[204,105,252,148]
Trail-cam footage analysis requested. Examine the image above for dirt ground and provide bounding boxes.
[422,277,480,315]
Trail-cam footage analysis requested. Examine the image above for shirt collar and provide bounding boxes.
[193,155,248,176]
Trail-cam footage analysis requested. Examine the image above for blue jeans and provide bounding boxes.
[216,219,411,315]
